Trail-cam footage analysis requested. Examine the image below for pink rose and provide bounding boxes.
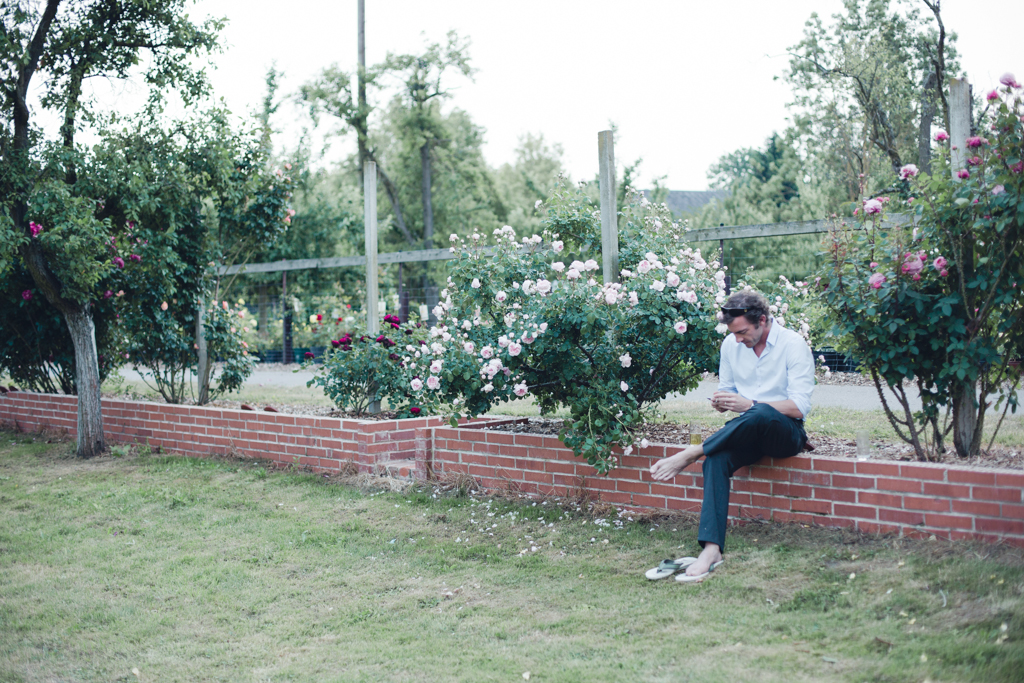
[899,164,918,180]
[966,136,985,149]
[161,301,169,311]
[104,290,113,299]
[29,221,42,237]
[22,290,33,301]
[933,256,947,270]
[411,378,423,391]
[673,321,688,334]
[992,185,1005,195]
[999,72,1021,89]
[939,269,949,277]
[870,262,878,269]
[901,254,923,277]
[513,382,528,397]
[957,169,970,180]
[113,256,125,269]
[935,130,949,142]
[868,273,886,289]
[863,198,883,215]
[426,375,440,390]
[986,90,999,102]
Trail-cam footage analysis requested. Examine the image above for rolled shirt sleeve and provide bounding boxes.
[785,337,815,418]
[718,335,738,395]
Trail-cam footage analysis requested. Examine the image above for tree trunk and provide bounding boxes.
[196,298,211,404]
[951,383,978,458]
[64,306,106,458]
[918,71,937,174]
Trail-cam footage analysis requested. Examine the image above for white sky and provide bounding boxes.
[157,1,1023,189]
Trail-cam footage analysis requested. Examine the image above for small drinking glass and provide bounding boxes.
[856,430,871,460]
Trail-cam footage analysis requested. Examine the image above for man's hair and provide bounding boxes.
[721,291,770,326]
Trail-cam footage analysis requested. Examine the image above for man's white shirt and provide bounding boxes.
[718,320,815,418]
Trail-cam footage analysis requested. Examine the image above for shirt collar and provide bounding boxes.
[765,319,781,347]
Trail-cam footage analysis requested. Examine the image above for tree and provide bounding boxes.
[0,0,221,456]
[493,133,566,234]
[785,0,961,199]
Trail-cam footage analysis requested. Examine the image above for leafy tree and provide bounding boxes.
[0,0,221,456]
[493,133,566,234]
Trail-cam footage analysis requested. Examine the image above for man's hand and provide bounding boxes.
[711,391,753,413]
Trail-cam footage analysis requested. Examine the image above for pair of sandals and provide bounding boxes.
[645,556,724,583]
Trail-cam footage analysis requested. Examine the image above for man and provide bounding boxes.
[649,290,814,582]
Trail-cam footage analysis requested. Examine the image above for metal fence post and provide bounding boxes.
[598,130,619,284]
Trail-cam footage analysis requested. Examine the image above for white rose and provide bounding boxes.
[536,280,552,294]
[551,262,565,272]
[552,240,564,252]
[673,321,688,334]
[507,342,523,357]
[495,291,507,303]
[471,278,481,288]
[666,272,680,287]
[619,352,632,368]
[637,260,652,274]
[584,259,599,271]
[604,290,618,305]
[410,378,423,391]
[566,269,581,280]
[629,291,639,306]
[620,381,629,392]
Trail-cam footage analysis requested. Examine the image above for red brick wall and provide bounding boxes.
[3,391,1022,546]
[0,391,442,479]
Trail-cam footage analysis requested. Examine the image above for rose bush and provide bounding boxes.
[406,182,725,472]
[816,75,1024,459]
[307,314,431,417]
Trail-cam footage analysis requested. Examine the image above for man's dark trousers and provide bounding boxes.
[697,403,806,551]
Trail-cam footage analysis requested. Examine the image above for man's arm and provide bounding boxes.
[785,337,815,418]
[711,393,804,418]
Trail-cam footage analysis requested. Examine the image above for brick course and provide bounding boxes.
[2,391,1022,546]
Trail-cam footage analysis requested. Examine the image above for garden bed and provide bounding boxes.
[483,416,1024,471]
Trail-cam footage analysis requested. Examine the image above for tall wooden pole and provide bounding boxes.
[948,77,977,456]
[364,159,380,413]
[949,78,971,175]
[364,160,379,336]
[598,130,619,284]
[357,0,368,178]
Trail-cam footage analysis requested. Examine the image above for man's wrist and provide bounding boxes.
[747,399,758,411]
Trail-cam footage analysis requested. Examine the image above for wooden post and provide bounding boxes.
[949,78,972,174]
[281,271,291,364]
[948,77,977,456]
[364,160,381,413]
[598,130,619,284]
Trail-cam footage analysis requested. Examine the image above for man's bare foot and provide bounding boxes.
[685,543,723,576]
[649,444,703,481]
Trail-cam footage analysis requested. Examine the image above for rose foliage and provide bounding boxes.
[817,77,1024,459]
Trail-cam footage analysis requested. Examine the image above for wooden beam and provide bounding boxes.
[686,214,914,243]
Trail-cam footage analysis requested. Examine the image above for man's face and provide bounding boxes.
[727,315,767,348]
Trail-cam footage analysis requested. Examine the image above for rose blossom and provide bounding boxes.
[933,256,947,270]
[899,164,918,180]
[513,382,528,397]
[471,278,481,288]
[535,279,552,294]
[999,72,1021,88]
[666,272,680,287]
[507,341,522,357]
[863,198,883,215]
[113,256,125,269]
[650,280,665,292]
[619,352,632,368]
[551,262,565,272]
[161,301,169,311]
[480,346,494,359]
[497,335,510,348]
[22,290,32,301]
[552,240,564,252]
[957,169,970,180]
[29,221,42,237]
[426,375,441,390]
[620,381,629,392]
[868,272,886,289]
[966,136,985,149]
[901,254,923,276]
[673,321,688,334]
[992,184,1005,195]
[940,269,949,277]
[935,130,949,142]
[987,90,1000,102]
[715,323,729,335]
[640,438,650,449]
[637,260,652,274]
[870,262,878,269]
[430,360,443,373]
[411,378,424,391]
[566,268,581,280]
[482,383,494,393]
[584,259,599,271]
[463,342,475,354]
[628,291,639,306]
[604,289,618,305]
[495,290,507,303]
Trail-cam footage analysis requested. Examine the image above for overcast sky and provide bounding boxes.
[176,0,1020,190]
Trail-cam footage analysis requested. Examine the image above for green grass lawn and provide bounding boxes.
[1,432,1021,682]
